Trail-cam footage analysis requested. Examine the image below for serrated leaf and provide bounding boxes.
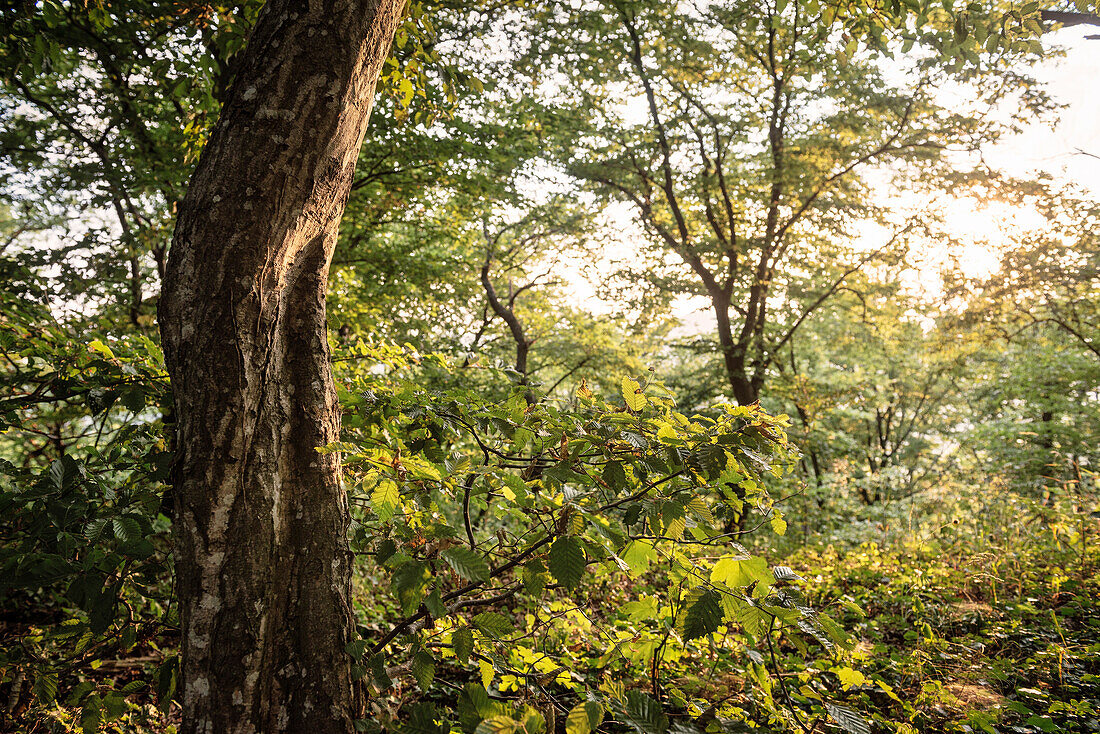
[620,539,655,575]
[33,673,58,704]
[392,561,430,614]
[411,650,435,690]
[661,502,686,539]
[112,516,142,543]
[424,588,446,618]
[621,377,647,411]
[370,652,393,690]
[772,566,803,582]
[681,589,723,641]
[475,717,517,734]
[798,617,835,651]
[372,479,400,522]
[473,612,513,638]
[770,512,787,536]
[84,518,109,543]
[441,547,490,582]
[825,703,870,734]
[479,658,495,688]
[548,536,586,590]
[522,558,547,596]
[81,695,104,734]
[402,702,448,734]
[522,707,546,734]
[735,601,769,640]
[453,627,474,664]
[685,495,715,526]
[120,680,146,694]
[711,555,770,588]
[817,613,854,650]
[622,690,668,734]
[566,701,604,734]
[50,456,74,489]
[602,460,627,490]
[833,667,866,690]
[655,423,679,443]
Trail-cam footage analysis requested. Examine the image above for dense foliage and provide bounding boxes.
[2,0,1099,733]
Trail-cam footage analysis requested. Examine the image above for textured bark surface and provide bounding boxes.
[158,1,402,732]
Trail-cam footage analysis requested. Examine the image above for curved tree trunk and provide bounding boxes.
[158,2,402,732]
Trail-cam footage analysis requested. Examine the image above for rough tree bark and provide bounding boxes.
[158,1,403,732]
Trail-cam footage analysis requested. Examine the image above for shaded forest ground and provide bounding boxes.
[6,489,1097,734]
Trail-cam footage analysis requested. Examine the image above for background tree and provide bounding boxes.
[516,0,1047,405]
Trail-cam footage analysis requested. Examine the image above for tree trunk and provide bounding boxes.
[711,294,758,405]
[157,2,402,732]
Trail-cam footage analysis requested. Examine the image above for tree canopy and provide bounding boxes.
[1,1,1098,733]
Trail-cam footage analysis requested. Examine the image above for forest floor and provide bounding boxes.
[7,519,1099,734]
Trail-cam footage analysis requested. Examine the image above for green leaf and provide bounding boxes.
[548,536,586,590]
[1027,716,1057,732]
[473,612,513,638]
[772,566,803,582]
[372,479,400,522]
[681,589,723,641]
[346,638,368,661]
[33,673,58,704]
[83,518,109,542]
[602,460,627,490]
[833,666,866,690]
[112,516,142,543]
[818,613,853,649]
[710,555,771,589]
[120,387,145,413]
[411,650,436,690]
[660,501,685,539]
[522,558,547,596]
[620,540,655,575]
[441,546,490,583]
[734,601,768,640]
[81,695,104,734]
[566,701,604,734]
[521,707,546,734]
[49,456,77,490]
[479,658,495,688]
[621,377,647,411]
[622,690,667,734]
[825,703,871,734]
[402,702,448,734]
[452,627,474,664]
[370,653,393,690]
[424,588,446,618]
[156,655,178,713]
[88,339,115,359]
[514,427,533,452]
[392,560,430,614]
[475,717,517,734]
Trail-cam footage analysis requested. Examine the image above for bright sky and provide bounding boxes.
[899,26,1099,294]
[988,26,1100,193]
[566,26,1100,324]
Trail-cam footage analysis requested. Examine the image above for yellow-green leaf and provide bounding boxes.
[621,377,647,411]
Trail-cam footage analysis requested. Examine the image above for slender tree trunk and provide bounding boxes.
[711,293,758,405]
[158,2,402,732]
